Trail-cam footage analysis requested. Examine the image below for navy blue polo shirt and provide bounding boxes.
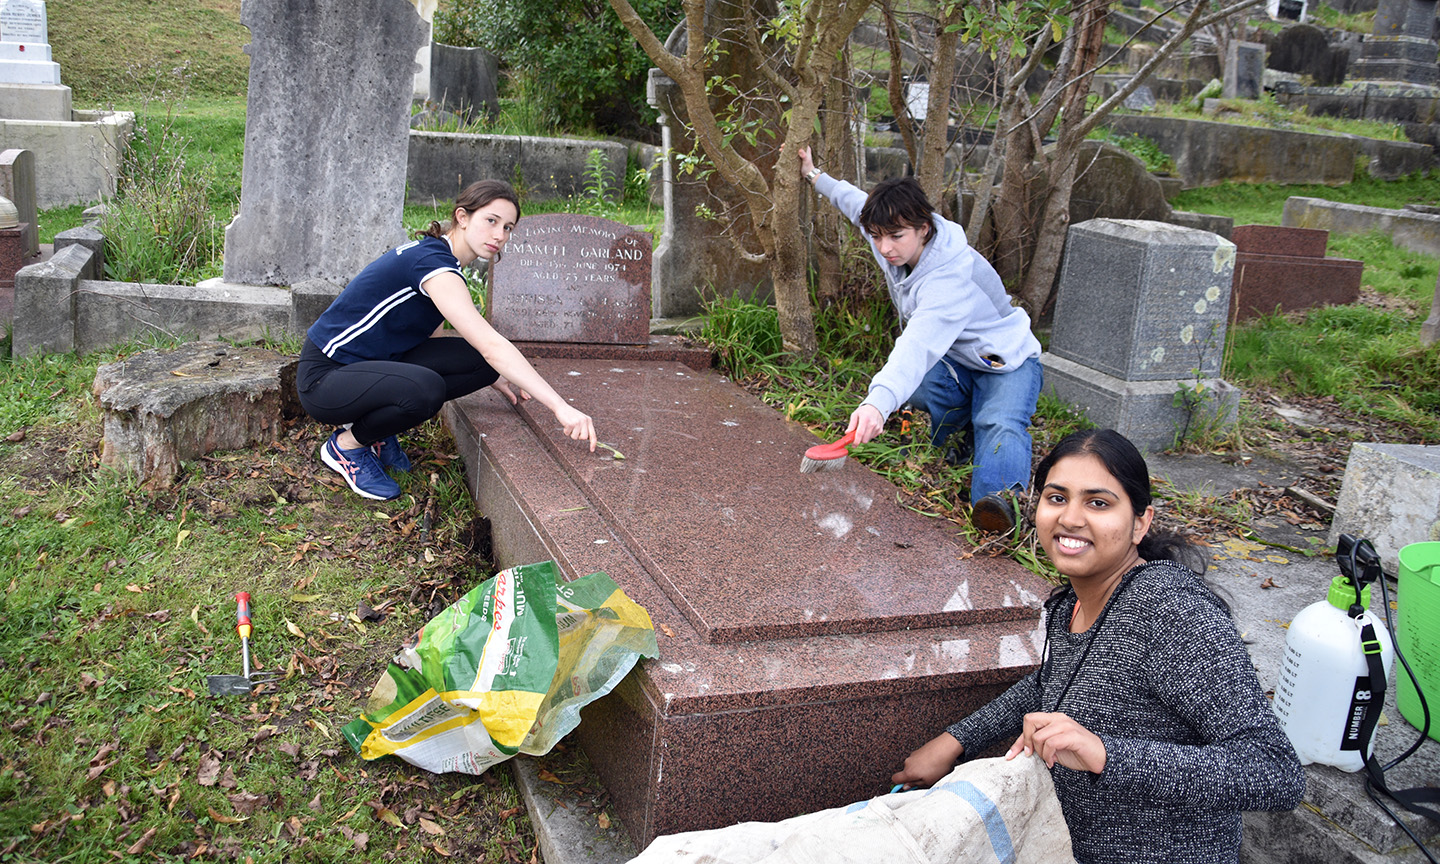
[307,236,464,364]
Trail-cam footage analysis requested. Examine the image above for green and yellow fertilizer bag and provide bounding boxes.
[342,560,657,774]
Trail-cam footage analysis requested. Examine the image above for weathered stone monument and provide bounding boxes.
[1350,0,1440,85]
[1222,41,1265,100]
[1042,219,1240,451]
[645,8,771,319]
[1229,224,1363,320]
[1330,443,1440,572]
[429,42,500,119]
[220,0,427,287]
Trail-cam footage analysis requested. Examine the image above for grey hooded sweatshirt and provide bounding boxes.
[814,173,1041,423]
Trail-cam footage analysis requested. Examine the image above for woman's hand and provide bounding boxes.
[846,404,884,444]
[554,403,597,452]
[891,732,964,789]
[1006,712,1107,774]
[798,146,817,180]
[491,378,531,405]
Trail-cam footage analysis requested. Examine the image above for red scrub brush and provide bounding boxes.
[799,430,856,474]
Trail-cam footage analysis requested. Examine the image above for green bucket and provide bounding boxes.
[1396,542,1440,743]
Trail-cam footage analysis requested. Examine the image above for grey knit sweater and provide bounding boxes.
[947,561,1305,864]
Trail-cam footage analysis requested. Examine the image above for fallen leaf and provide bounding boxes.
[290,594,320,602]
[218,766,237,789]
[365,801,406,830]
[537,769,564,784]
[196,752,221,787]
[659,623,675,638]
[418,817,443,836]
[174,529,190,549]
[597,812,611,829]
[1260,577,1276,589]
[207,806,247,824]
[227,792,267,816]
[352,832,369,851]
[125,584,145,593]
[432,839,452,857]
[284,619,306,639]
[278,742,302,759]
[5,428,25,443]
[308,793,323,812]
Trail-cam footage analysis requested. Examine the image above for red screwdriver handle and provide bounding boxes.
[235,591,252,640]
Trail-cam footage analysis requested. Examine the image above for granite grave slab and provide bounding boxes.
[444,358,1047,846]
[1229,224,1363,321]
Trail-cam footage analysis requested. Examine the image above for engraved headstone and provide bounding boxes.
[1042,219,1241,450]
[1223,41,1265,99]
[1122,84,1157,111]
[489,214,652,345]
[0,0,60,85]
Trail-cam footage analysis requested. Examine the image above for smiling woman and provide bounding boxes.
[891,429,1306,864]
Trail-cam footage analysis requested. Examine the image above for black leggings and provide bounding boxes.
[296,337,498,446]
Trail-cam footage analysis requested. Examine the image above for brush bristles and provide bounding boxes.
[799,453,848,474]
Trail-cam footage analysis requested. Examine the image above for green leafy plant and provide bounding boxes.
[99,66,224,286]
[434,0,679,138]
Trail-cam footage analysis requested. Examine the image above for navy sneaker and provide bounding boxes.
[321,433,401,501]
[372,434,412,472]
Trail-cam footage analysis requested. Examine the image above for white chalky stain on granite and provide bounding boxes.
[1195,299,1208,314]
[1181,324,1195,344]
[1206,285,1222,302]
[817,512,852,538]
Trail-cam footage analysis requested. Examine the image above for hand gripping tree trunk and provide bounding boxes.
[608,0,872,358]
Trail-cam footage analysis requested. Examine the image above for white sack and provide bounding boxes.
[630,755,1074,864]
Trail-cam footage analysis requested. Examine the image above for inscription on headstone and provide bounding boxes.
[489,214,651,345]
[0,0,44,42]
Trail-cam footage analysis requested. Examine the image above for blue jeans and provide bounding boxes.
[907,355,1043,503]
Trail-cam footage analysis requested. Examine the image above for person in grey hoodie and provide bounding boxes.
[799,147,1043,531]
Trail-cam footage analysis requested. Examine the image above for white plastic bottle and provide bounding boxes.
[1273,574,1395,772]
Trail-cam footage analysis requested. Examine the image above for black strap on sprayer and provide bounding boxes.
[1335,535,1440,848]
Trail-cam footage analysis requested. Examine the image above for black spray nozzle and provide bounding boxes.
[1336,534,1385,617]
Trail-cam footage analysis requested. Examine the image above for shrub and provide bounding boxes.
[433,0,680,140]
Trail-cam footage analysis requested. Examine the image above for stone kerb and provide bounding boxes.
[1283,196,1440,257]
[1329,442,1440,573]
[1106,114,1358,188]
[1043,219,1240,452]
[12,221,295,357]
[405,131,625,206]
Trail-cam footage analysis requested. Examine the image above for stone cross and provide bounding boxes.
[221,0,427,287]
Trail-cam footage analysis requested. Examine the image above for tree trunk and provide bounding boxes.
[814,51,857,308]
[915,2,963,210]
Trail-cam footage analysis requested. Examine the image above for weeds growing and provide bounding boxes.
[0,339,538,862]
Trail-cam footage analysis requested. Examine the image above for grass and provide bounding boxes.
[1142,96,1410,141]
[49,0,250,100]
[0,339,543,863]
